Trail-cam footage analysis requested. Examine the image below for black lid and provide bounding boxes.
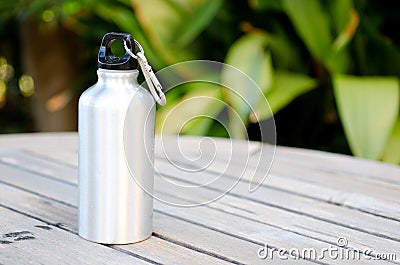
[98,32,138,70]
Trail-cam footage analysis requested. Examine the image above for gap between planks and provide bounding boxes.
[0,176,312,265]
[0,192,236,265]
[9,132,400,222]
[0,204,152,265]
[2,149,399,243]
[1,150,400,244]
[154,151,400,222]
[0,157,396,262]
[3,132,399,214]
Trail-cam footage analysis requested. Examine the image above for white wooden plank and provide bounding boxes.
[152,214,307,265]
[157,146,400,220]
[163,138,400,190]
[0,157,393,264]
[155,135,263,159]
[153,200,387,264]
[14,131,399,217]
[119,237,232,265]
[1,134,398,262]
[0,182,325,265]
[0,206,149,264]
[3,149,399,247]
[0,176,313,265]
[154,158,400,240]
[155,173,400,252]
[156,135,400,184]
[0,150,77,185]
[273,146,400,183]
[0,132,78,166]
[0,133,262,168]
[1,132,398,187]
[152,180,400,256]
[0,163,77,206]
[154,135,400,188]
[252,147,400,198]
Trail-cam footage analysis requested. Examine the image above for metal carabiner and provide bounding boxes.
[123,39,166,106]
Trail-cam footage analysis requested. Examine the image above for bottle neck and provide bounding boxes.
[97,69,139,86]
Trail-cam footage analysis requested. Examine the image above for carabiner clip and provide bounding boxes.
[123,39,166,106]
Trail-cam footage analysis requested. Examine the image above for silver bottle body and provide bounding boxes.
[78,69,155,244]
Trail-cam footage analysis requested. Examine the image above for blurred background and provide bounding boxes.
[0,0,399,164]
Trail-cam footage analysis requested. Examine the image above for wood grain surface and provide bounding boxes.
[0,132,399,264]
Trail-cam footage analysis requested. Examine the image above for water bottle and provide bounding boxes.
[78,33,155,244]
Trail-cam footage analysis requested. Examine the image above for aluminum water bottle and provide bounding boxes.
[78,33,155,244]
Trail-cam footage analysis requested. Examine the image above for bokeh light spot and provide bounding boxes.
[0,57,6,66]
[0,62,14,81]
[0,79,6,107]
[42,9,55,23]
[19,74,35,97]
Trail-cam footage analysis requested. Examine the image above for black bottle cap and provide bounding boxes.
[98,32,138,70]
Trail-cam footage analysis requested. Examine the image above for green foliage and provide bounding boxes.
[156,84,224,136]
[222,32,273,138]
[382,120,400,164]
[333,75,399,159]
[1,0,400,163]
[130,0,223,67]
[252,71,317,122]
[173,0,223,48]
[248,0,400,163]
[282,0,332,62]
[135,0,400,163]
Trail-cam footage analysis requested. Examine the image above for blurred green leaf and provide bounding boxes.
[131,0,190,63]
[329,0,353,34]
[222,32,273,138]
[333,75,399,159]
[251,71,317,121]
[282,0,332,61]
[222,32,273,110]
[131,0,220,65]
[283,0,357,73]
[62,1,82,16]
[328,3,358,73]
[156,84,224,135]
[173,0,223,48]
[249,0,283,11]
[381,120,400,164]
[269,32,303,71]
[94,4,137,33]
[93,1,164,67]
[324,47,350,74]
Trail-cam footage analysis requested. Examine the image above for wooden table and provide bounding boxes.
[0,132,399,264]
